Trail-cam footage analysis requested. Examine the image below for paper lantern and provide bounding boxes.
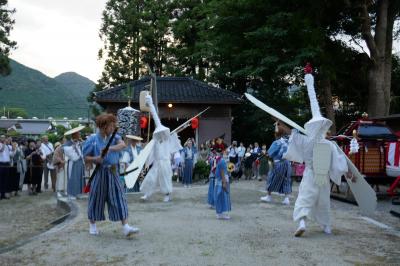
[191,117,199,129]
[117,106,140,136]
[140,116,148,129]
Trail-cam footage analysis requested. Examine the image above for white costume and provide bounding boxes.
[283,68,348,235]
[140,95,182,200]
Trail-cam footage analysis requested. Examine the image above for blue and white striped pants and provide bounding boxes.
[88,167,129,222]
[266,160,292,194]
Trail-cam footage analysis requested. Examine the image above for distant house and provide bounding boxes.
[94,76,242,144]
[0,118,92,138]
[0,118,52,137]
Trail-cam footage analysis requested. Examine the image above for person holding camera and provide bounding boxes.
[41,135,56,192]
[24,140,45,195]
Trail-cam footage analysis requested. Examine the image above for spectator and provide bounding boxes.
[237,142,246,165]
[258,147,269,181]
[252,142,261,179]
[0,135,14,199]
[198,143,209,162]
[41,135,56,191]
[243,152,253,180]
[228,141,239,164]
[24,140,45,195]
[10,139,21,196]
[52,141,66,197]
[182,138,196,188]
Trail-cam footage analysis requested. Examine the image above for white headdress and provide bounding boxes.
[303,63,332,140]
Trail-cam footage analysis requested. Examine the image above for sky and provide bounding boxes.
[9,0,107,82]
[7,1,400,83]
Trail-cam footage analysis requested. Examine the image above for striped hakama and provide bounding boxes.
[88,167,128,221]
[266,160,292,194]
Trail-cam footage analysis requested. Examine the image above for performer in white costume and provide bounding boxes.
[140,94,182,202]
[282,64,348,237]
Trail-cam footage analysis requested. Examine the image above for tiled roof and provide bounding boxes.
[94,77,242,105]
[0,120,51,135]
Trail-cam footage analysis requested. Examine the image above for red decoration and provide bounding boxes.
[191,117,199,129]
[304,62,313,74]
[140,116,148,129]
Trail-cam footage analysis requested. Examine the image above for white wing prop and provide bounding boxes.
[332,142,377,215]
[171,106,210,134]
[245,93,377,215]
[245,93,306,134]
[125,139,155,189]
[125,107,211,189]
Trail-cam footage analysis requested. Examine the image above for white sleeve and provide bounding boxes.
[329,142,348,185]
[120,151,130,164]
[283,129,306,163]
[63,146,79,161]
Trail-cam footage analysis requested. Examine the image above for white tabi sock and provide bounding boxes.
[89,223,98,235]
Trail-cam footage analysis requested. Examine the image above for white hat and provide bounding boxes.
[126,135,143,141]
[64,125,85,136]
[54,142,61,148]
[303,64,332,139]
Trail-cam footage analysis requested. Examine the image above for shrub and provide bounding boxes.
[193,160,210,182]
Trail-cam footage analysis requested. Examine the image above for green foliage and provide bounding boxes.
[55,125,67,136]
[96,0,400,142]
[3,107,28,118]
[0,60,95,118]
[193,160,210,181]
[97,0,173,89]
[0,0,16,76]
[47,133,61,144]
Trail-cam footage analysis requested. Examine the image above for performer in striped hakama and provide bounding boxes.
[83,114,139,237]
[260,126,291,205]
[63,126,86,200]
[214,146,231,220]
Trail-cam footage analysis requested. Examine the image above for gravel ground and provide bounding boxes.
[0,180,399,265]
[0,191,67,250]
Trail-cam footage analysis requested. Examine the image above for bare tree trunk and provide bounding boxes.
[360,0,392,117]
[320,75,336,134]
[367,63,387,117]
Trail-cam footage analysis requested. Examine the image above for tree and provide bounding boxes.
[97,0,173,89]
[341,0,400,116]
[4,107,28,118]
[98,0,145,88]
[0,0,16,76]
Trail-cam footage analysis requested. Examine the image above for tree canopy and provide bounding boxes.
[0,0,16,76]
[97,0,400,143]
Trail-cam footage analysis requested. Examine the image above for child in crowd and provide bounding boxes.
[214,146,231,220]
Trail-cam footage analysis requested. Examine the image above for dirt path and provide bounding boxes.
[0,192,67,251]
[0,181,399,265]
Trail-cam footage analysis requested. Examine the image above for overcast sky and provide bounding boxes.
[9,0,107,82]
[8,1,400,83]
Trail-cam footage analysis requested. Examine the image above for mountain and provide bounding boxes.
[54,72,95,100]
[0,59,95,118]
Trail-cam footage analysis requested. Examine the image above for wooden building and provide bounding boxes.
[94,77,242,145]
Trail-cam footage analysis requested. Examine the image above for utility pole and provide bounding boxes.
[147,64,158,113]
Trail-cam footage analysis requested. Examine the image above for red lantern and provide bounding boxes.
[191,117,199,129]
[140,116,148,129]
